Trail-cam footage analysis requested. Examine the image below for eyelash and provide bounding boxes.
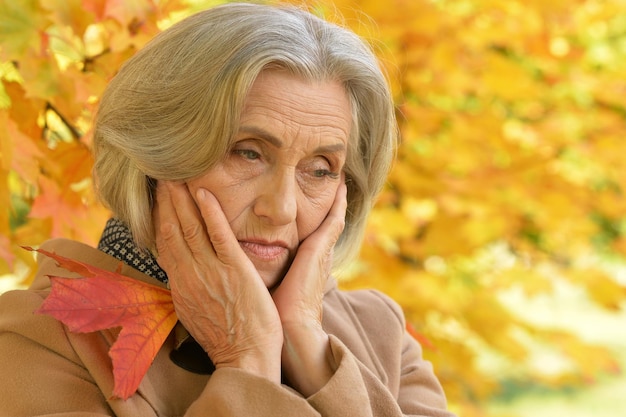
[234,149,260,160]
[314,169,340,179]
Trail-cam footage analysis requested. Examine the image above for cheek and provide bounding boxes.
[186,172,253,223]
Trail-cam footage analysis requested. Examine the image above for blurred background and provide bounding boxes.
[1,0,625,415]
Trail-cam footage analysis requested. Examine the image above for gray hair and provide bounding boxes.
[93,2,397,270]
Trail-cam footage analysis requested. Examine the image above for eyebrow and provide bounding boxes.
[239,125,347,153]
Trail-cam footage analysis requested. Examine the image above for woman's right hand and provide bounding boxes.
[153,181,283,383]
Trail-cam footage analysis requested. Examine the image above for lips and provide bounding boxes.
[238,240,290,260]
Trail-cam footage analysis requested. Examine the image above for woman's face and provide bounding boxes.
[186,69,352,289]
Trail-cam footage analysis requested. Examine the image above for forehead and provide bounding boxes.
[239,70,352,144]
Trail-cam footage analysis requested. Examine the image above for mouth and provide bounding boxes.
[238,239,290,261]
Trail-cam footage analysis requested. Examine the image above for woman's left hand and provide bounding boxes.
[271,181,348,397]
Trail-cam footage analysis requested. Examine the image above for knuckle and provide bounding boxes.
[181,223,204,244]
[155,237,168,255]
[159,222,177,241]
[209,229,229,246]
[332,215,346,237]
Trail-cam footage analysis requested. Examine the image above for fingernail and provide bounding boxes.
[197,188,207,201]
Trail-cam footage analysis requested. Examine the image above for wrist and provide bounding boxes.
[215,350,282,384]
[282,324,333,397]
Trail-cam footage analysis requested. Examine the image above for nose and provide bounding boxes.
[253,169,297,226]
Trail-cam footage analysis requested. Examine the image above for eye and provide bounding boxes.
[233,148,261,160]
[313,168,339,179]
[308,156,340,179]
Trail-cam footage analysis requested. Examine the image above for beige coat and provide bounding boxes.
[0,238,455,417]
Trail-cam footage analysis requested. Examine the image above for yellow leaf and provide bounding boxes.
[481,52,539,101]
[367,206,417,250]
[497,266,554,297]
[0,234,13,274]
[0,0,51,59]
[569,269,626,311]
[3,81,45,139]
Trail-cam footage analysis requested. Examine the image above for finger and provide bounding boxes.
[154,181,211,274]
[166,181,212,256]
[326,180,348,240]
[194,187,246,264]
[153,181,181,270]
[299,181,347,257]
[273,182,347,307]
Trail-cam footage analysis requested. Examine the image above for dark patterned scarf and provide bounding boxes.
[97,218,168,284]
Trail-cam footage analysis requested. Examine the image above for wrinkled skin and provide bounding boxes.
[154,69,351,396]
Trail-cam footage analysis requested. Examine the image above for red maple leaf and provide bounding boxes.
[27,247,177,400]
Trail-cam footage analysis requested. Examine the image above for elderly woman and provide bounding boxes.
[0,2,456,416]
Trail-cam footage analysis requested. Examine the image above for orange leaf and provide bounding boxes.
[406,321,437,352]
[104,0,155,27]
[28,247,177,400]
[41,0,95,36]
[82,0,107,22]
[29,174,110,245]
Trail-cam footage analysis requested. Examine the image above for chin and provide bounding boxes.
[260,270,284,291]
[256,262,290,291]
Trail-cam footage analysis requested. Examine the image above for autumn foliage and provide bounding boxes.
[2,0,626,415]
